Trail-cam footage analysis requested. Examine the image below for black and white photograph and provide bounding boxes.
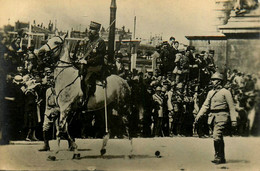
[0,0,260,170]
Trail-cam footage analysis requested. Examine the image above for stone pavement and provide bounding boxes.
[0,137,259,170]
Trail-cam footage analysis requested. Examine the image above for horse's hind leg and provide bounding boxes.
[100,132,110,156]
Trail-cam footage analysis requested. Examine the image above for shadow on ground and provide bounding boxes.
[227,159,250,164]
[79,154,156,160]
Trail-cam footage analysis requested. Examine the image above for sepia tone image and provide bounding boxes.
[0,0,260,170]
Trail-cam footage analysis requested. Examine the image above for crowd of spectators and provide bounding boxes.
[0,32,49,143]
[0,33,259,144]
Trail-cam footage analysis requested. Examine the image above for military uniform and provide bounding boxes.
[78,21,106,103]
[39,87,59,151]
[42,87,59,132]
[196,72,238,164]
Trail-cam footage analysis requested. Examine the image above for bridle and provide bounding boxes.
[45,36,64,58]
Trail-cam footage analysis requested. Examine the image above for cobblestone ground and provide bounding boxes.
[0,137,259,171]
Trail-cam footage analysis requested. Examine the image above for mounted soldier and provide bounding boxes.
[77,21,106,106]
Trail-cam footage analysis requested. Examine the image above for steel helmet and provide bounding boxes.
[211,72,223,80]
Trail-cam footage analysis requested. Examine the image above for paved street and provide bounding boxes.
[0,137,259,171]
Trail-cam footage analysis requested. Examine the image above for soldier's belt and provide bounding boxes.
[210,109,229,113]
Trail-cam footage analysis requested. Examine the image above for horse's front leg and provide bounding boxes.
[47,118,62,161]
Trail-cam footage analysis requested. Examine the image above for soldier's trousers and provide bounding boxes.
[213,121,227,141]
[42,114,58,133]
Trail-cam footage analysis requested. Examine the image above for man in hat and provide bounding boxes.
[78,21,106,106]
[195,72,238,164]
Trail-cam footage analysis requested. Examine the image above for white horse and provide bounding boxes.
[37,34,132,160]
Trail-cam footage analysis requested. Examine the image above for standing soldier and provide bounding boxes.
[38,82,59,151]
[195,72,238,164]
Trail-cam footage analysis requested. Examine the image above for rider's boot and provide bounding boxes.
[38,131,50,151]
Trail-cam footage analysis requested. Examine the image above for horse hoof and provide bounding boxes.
[47,156,56,161]
[100,149,106,156]
[72,153,81,159]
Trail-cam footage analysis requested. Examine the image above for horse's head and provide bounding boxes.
[36,33,68,66]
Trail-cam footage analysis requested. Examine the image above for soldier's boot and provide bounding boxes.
[38,131,50,151]
[217,140,226,164]
[211,140,226,164]
[211,141,220,163]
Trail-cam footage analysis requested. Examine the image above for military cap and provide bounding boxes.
[89,21,101,31]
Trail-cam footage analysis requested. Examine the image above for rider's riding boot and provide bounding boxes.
[80,74,89,107]
[38,131,50,151]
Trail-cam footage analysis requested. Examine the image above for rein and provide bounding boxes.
[45,36,64,59]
